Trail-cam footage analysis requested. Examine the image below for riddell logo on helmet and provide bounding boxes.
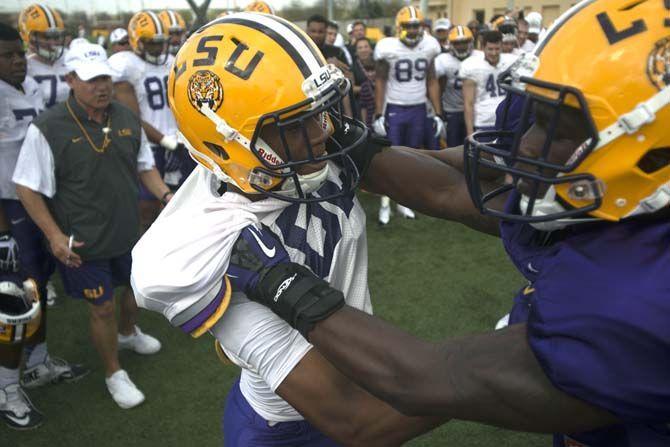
[257,147,282,166]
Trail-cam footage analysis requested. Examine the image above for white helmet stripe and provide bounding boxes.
[169,10,178,27]
[146,10,164,35]
[38,3,56,28]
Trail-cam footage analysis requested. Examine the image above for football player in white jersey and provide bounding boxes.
[373,6,443,224]
[0,23,88,430]
[492,16,522,56]
[109,11,186,229]
[158,10,187,57]
[18,4,70,109]
[131,13,442,447]
[461,30,517,137]
[434,25,481,148]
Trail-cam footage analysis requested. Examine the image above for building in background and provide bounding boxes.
[411,0,576,27]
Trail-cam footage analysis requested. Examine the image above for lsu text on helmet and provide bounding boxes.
[18,3,66,62]
[167,12,366,203]
[395,6,424,47]
[465,0,670,231]
[0,279,41,345]
[244,1,275,15]
[159,10,187,56]
[448,25,474,60]
[128,11,168,65]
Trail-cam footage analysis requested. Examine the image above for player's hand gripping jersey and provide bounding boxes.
[374,35,441,106]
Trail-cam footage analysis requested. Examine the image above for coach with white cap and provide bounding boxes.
[12,43,172,409]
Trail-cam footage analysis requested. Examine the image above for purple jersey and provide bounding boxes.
[503,193,670,446]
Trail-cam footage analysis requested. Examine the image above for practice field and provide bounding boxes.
[6,192,549,446]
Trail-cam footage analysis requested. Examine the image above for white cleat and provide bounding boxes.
[378,205,391,225]
[118,326,162,355]
[105,370,145,409]
[0,384,43,430]
[396,205,416,219]
[46,280,57,307]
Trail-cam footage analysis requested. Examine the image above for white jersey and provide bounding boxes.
[108,51,177,136]
[27,53,70,108]
[374,35,441,106]
[434,50,483,113]
[132,164,371,423]
[0,77,44,200]
[459,53,517,128]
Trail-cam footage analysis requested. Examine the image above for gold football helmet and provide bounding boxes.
[128,11,168,65]
[244,1,275,15]
[466,0,670,230]
[18,3,66,62]
[168,13,365,202]
[395,6,424,47]
[158,10,187,56]
[448,25,474,60]
[0,279,41,345]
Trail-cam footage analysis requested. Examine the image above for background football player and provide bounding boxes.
[461,30,516,137]
[0,22,87,430]
[158,9,187,56]
[18,3,70,306]
[435,25,479,148]
[109,11,187,229]
[228,2,670,445]
[132,13,446,446]
[373,5,443,224]
[492,16,521,55]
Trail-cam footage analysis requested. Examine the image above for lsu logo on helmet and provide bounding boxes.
[187,70,224,113]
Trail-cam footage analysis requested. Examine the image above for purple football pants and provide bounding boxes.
[223,378,340,447]
[385,103,426,148]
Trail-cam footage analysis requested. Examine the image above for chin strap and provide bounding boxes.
[597,85,670,149]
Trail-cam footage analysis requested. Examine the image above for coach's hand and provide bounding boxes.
[0,231,19,273]
[228,224,344,338]
[48,232,84,268]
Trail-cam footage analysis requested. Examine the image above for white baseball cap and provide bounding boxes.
[109,28,128,44]
[65,43,119,81]
[434,18,451,31]
[526,11,543,34]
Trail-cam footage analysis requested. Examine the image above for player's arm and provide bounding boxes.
[276,347,447,446]
[306,309,619,433]
[462,78,476,135]
[245,265,621,435]
[427,61,442,117]
[374,59,389,118]
[112,81,165,145]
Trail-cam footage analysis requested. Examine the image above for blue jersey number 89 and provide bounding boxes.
[144,75,169,111]
[395,58,428,82]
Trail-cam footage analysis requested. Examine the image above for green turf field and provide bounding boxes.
[5,192,549,446]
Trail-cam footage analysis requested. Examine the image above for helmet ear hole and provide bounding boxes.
[204,141,230,160]
[637,147,670,174]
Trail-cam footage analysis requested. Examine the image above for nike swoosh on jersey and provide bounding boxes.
[248,227,276,258]
[10,218,26,225]
[72,136,83,143]
[3,412,30,426]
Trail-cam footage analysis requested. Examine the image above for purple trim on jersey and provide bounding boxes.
[179,276,228,334]
[223,378,340,447]
[385,103,426,148]
[503,192,670,446]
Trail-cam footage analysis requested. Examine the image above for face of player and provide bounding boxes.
[67,74,113,112]
[0,40,27,87]
[352,24,366,40]
[142,39,168,62]
[452,40,471,58]
[260,114,329,176]
[517,22,528,46]
[502,40,516,54]
[326,27,337,45]
[483,41,501,66]
[169,30,185,49]
[111,40,130,54]
[307,21,327,47]
[31,31,65,62]
[402,23,421,43]
[513,102,590,197]
[355,39,372,63]
[435,29,449,45]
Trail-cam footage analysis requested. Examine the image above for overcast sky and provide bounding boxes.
[2,0,311,14]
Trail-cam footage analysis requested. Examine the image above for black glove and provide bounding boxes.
[326,113,391,180]
[0,231,20,273]
[228,225,344,339]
